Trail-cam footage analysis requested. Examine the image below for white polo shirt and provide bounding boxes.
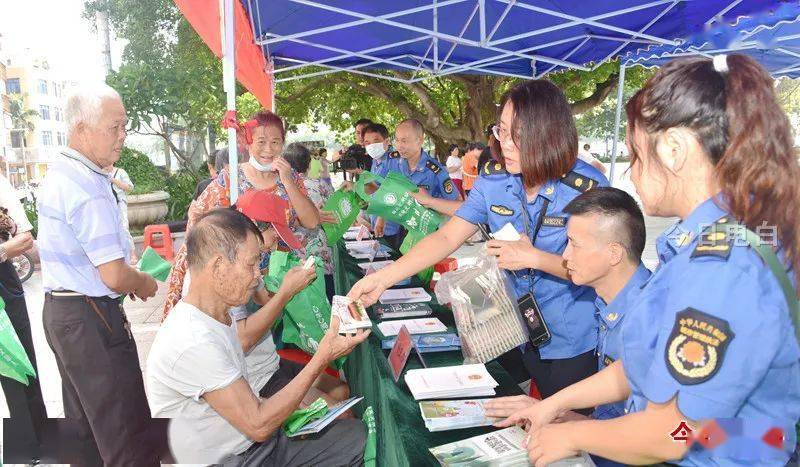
[37,148,131,297]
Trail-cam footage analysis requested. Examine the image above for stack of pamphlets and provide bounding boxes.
[419,399,498,431]
[374,302,433,319]
[378,287,432,304]
[331,296,372,333]
[382,333,461,353]
[405,364,498,400]
[356,260,395,274]
[429,427,596,466]
[377,318,447,337]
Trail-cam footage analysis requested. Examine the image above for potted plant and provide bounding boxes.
[117,147,170,229]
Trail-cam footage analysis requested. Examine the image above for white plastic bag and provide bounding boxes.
[434,254,528,364]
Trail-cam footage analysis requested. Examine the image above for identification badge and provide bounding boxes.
[517,293,551,347]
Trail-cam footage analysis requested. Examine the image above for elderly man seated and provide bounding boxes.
[147,208,369,466]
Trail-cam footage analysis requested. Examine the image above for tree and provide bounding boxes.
[8,94,38,147]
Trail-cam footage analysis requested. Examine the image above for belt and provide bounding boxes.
[46,291,130,337]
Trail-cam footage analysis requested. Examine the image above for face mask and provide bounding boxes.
[249,157,273,172]
[366,142,386,159]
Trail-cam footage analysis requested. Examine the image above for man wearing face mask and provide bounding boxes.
[361,123,398,239]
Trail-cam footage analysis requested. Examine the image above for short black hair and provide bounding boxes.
[484,123,494,138]
[466,142,486,152]
[283,142,312,174]
[362,123,389,139]
[563,187,646,262]
[186,208,263,271]
[213,148,229,173]
[354,118,373,129]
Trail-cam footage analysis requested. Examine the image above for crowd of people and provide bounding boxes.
[1,53,798,466]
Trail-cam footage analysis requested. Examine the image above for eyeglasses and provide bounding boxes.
[491,124,514,142]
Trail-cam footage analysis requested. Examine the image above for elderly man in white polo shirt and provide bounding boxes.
[37,84,162,466]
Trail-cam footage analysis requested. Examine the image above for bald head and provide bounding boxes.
[395,119,425,160]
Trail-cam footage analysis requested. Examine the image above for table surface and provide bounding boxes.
[333,240,524,467]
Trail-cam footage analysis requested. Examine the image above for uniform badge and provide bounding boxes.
[665,308,734,385]
[443,179,454,194]
[482,161,506,176]
[603,355,615,367]
[490,205,514,216]
[542,216,566,227]
[426,160,441,175]
[691,222,733,260]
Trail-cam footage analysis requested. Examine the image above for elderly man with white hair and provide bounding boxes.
[37,84,163,466]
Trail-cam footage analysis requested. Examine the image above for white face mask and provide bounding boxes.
[249,157,273,172]
[366,142,386,159]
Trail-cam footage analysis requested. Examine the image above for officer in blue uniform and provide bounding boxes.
[483,187,650,445]
[498,55,800,467]
[380,118,460,249]
[348,80,609,399]
[361,123,400,239]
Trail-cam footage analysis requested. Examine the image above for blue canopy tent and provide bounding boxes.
[206,0,786,199]
[603,2,800,180]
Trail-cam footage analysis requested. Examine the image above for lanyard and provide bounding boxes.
[61,151,120,204]
[516,188,550,293]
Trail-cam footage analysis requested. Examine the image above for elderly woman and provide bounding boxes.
[163,110,319,317]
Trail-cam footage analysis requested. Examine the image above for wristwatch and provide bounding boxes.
[0,245,8,263]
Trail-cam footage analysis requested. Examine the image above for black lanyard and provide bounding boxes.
[516,188,550,293]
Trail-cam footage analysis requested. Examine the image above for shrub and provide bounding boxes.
[165,170,200,221]
[117,147,166,195]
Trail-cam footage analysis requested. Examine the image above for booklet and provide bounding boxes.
[346,240,381,261]
[430,427,597,466]
[382,333,461,353]
[331,296,372,333]
[378,287,432,304]
[342,226,368,241]
[377,318,447,337]
[404,364,498,400]
[419,399,499,432]
[374,302,433,319]
[357,260,396,272]
[287,396,364,437]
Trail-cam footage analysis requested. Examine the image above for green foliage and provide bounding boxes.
[23,200,37,239]
[117,147,166,195]
[164,170,199,221]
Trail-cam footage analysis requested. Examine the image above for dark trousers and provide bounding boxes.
[384,229,408,252]
[0,261,46,458]
[521,345,597,411]
[43,293,163,466]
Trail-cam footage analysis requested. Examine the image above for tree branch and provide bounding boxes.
[570,73,619,115]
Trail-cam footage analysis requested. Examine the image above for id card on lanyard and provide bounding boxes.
[516,190,552,347]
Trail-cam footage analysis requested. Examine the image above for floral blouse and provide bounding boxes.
[162,165,316,319]
[296,176,335,276]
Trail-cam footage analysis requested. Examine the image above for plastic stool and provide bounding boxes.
[143,224,174,261]
[277,349,341,379]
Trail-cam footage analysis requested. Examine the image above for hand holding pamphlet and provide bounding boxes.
[331,296,372,334]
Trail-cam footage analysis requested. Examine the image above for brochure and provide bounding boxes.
[377,318,447,337]
[419,399,499,432]
[287,396,364,437]
[331,295,372,333]
[378,287,432,304]
[404,363,498,400]
[382,333,461,353]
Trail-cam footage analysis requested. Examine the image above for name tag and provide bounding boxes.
[542,216,566,227]
[490,205,514,216]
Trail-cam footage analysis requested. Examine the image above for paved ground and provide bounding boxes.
[0,163,675,464]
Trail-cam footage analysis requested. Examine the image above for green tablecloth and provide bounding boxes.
[333,241,524,467]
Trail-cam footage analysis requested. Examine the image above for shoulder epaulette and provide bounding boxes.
[425,160,442,175]
[388,151,401,159]
[691,217,733,260]
[481,160,507,176]
[560,171,599,193]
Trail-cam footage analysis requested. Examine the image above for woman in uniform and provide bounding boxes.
[348,79,609,398]
[499,55,800,466]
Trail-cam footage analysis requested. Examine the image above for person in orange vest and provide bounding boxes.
[460,142,485,195]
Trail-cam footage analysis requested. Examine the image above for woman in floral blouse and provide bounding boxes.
[162,110,320,318]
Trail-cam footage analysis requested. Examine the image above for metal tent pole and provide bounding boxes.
[609,63,626,186]
[222,0,239,204]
